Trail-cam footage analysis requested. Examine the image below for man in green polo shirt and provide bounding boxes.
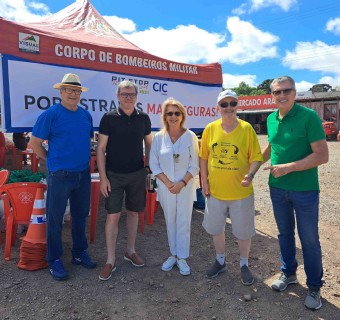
[262,76,328,310]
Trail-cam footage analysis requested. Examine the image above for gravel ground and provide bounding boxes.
[254,136,340,225]
[0,134,339,320]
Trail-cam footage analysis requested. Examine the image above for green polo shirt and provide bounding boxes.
[267,103,325,191]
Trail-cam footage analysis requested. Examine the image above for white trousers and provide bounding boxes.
[157,181,195,259]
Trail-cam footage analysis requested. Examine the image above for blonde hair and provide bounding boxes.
[160,97,187,133]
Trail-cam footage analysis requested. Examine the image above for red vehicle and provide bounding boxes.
[322,121,337,140]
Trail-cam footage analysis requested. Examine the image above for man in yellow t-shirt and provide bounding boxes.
[199,89,262,285]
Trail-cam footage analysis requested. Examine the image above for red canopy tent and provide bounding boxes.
[0,0,222,132]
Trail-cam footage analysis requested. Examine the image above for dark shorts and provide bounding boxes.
[105,168,147,214]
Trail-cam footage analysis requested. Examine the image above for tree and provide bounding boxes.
[229,82,266,96]
[309,84,332,92]
[257,79,273,94]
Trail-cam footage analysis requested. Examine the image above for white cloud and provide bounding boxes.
[123,17,279,66]
[326,17,340,35]
[28,1,49,12]
[318,76,340,89]
[295,80,313,92]
[1,2,279,68]
[0,0,49,22]
[124,25,224,64]
[296,76,340,90]
[103,16,136,34]
[282,41,340,75]
[222,74,258,88]
[232,3,248,16]
[217,16,279,65]
[249,0,297,12]
[234,0,297,14]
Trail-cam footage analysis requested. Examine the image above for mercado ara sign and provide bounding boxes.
[237,95,277,110]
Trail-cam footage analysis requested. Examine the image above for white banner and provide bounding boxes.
[1,55,221,132]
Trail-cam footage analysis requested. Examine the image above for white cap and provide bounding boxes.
[217,89,238,104]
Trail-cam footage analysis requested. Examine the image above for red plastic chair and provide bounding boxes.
[0,133,8,168]
[1,182,47,260]
[0,147,6,168]
[17,144,40,172]
[0,169,10,243]
[0,169,10,187]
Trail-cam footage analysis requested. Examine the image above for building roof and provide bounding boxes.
[296,91,340,101]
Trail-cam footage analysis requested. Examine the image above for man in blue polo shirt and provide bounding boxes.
[97,80,152,281]
[262,76,328,310]
[30,73,97,281]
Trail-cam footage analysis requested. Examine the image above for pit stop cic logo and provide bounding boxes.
[111,76,150,95]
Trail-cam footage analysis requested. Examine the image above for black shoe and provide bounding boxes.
[241,265,254,285]
[206,260,227,278]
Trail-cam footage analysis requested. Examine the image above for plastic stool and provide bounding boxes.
[90,154,97,173]
[146,190,157,225]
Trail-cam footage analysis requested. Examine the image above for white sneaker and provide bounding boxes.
[161,256,177,271]
[177,259,191,276]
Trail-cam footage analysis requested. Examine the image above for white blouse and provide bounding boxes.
[150,129,199,183]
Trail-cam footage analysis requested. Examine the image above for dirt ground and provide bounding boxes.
[1,135,339,320]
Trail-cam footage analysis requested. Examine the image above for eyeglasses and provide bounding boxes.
[219,101,238,108]
[272,88,295,96]
[166,111,182,117]
[120,93,137,98]
[62,88,82,95]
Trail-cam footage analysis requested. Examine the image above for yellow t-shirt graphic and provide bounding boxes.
[200,119,263,200]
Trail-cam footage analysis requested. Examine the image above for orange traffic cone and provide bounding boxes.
[18,187,48,270]
[22,187,47,244]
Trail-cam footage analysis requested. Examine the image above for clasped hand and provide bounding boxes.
[166,180,184,194]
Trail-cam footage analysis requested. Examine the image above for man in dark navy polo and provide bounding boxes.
[97,80,152,281]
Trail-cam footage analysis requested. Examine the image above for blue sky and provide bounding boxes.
[1,0,340,91]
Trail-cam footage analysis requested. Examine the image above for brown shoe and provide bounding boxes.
[124,252,145,267]
[99,263,116,281]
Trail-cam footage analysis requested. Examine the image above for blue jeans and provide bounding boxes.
[269,187,323,290]
[46,169,91,262]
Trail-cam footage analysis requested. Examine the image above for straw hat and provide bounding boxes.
[53,73,88,92]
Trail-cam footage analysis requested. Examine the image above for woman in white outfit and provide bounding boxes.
[150,98,199,275]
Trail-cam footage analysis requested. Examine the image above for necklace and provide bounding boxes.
[173,153,180,163]
[169,131,182,164]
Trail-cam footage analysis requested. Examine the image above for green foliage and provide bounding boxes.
[225,81,268,96]
[0,169,46,183]
[257,79,273,94]
[309,84,332,92]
